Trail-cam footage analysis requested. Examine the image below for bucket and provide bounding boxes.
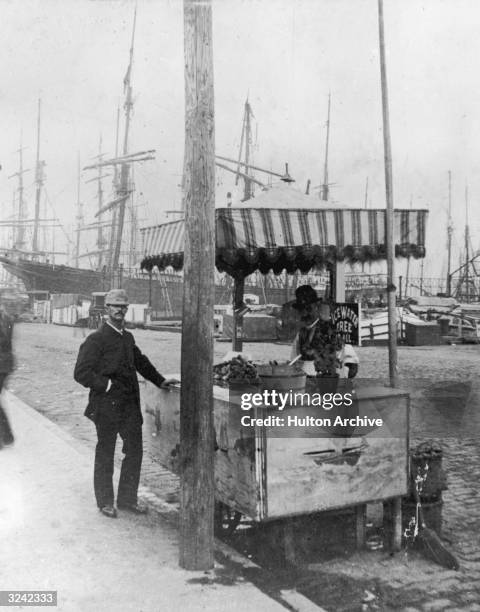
[259,372,306,392]
[256,362,307,393]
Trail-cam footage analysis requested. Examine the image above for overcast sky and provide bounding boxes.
[1,0,480,281]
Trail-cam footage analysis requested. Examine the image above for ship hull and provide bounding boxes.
[0,257,108,295]
[0,256,332,317]
[0,256,237,316]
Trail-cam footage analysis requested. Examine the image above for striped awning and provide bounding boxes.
[140,207,427,278]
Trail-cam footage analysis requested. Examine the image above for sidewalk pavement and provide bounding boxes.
[0,392,312,612]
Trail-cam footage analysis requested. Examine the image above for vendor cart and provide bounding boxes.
[143,379,409,554]
[139,185,427,555]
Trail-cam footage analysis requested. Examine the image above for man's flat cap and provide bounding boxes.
[105,289,129,305]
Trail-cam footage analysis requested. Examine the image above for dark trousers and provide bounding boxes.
[0,373,14,447]
[94,406,143,508]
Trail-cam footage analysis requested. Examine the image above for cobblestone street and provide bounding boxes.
[7,322,480,611]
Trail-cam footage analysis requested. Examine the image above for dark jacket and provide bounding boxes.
[0,311,14,375]
[298,319,343,376]
[74,322,165,422]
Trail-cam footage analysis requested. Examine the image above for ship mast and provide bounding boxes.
[10,191,16,247]
[111,7,136,272]
[74,153,83,267]
[4,106,63,261]
[464,184,470,302]
[446,170,453,296]
[321,93,331,201]
[405,195,413,297]
[96,135,105,269]
[244,99,253,201]
[83,10,155,274]
[107,107,121,271]
[8,137,29,250]
[78,135,115,268]
[236,98,254,202]
[32,98,45,254]
[128,165,138,267]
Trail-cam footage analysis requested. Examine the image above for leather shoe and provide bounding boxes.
[99,505,117,518]
[118,502,148,515]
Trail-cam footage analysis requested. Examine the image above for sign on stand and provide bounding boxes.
[331,302,360,346]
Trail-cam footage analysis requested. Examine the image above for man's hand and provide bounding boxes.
[160,378,180,389]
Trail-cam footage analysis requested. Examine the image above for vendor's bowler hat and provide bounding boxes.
[105,288,129,305]
[292,285,322,310]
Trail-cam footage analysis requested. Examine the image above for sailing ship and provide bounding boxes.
[0,74,304,313]
[0,21,393,318]
[0,10,186,313]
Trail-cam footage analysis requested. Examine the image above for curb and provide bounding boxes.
[4,391,326,612]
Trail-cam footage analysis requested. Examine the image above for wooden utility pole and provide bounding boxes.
[232,276,245,352]
[378,0,398,388]
[179,0,215,570]
[232,99,254,350]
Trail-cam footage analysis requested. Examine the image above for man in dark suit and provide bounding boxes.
[74,289,177,518]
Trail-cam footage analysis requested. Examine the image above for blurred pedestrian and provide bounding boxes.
[0,302,15,448]
[74,288,178,518]
[73,320,87,338]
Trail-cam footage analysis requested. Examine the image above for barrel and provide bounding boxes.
[402,497,443,536]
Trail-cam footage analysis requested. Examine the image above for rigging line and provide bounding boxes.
[45,183,74,203]
[133,165,164,185]
[23,180,37,191]
[43,188,75,246]
[134,168,162,181]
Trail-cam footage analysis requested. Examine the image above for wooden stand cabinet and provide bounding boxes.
[142,381,409,551]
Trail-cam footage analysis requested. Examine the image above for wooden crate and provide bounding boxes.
[405,321,441,346]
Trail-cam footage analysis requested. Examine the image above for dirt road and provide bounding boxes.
[9,322,480,443]
[7,323,480,610]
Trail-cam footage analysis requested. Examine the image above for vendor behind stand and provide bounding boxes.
[290,284,359,378]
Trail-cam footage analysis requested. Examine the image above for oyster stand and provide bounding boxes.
[140,191,427,557]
